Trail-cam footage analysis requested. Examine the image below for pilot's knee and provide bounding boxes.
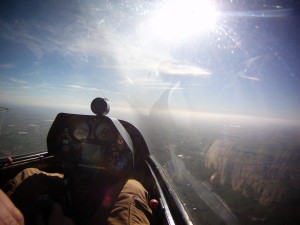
[122,179,149,200]
[15,168,42,181]
[122,179,152,217]
[4,168,43,196]
[107,180,152,225]
[4,168,63,197]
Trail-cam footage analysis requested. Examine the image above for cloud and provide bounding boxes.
[0,19,44,59]
[10,78,28,84]
[20,86,31,89]
[0,2,209,84]
[118,78,177,90]
[0,64,14,69]
[158,61,212,76]
[64,84,100,92]
[25,39,43,59]
[65,84,82,89]
[239,74,261,81]
[0,2,167,76]
[245,56,262,68]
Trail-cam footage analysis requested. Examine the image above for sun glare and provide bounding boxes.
[145,0,218,41]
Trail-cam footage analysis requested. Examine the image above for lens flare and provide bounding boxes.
[145,0,218,41]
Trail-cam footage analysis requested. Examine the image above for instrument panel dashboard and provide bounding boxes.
[50,114,134,181]
[72,118,117,142]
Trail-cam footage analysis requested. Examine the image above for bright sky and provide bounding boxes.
[0,0,299,120]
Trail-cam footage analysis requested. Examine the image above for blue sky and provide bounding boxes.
[0,0,299,121]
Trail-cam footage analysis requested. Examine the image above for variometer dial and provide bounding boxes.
[73,121,89,140]
[95,123,114,141]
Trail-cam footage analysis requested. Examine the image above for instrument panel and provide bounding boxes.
[46,112,149,219]
[58,115,133,181]
[72,118,116,142]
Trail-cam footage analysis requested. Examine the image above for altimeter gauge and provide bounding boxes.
[73,121,89,140]
[95,123,114,141]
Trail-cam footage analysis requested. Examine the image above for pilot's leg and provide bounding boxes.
[3,168,65,224]
[90,179,152,225]
[3,168,64,197]
[107,179,152,225]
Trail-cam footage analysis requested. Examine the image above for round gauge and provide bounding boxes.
[73,121,89,140]
[95,123,114,141]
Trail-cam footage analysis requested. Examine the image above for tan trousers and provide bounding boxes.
[4,168,152,225]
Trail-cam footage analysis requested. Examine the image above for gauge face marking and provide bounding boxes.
[117,136,124,145]
[73,121,89,140]
[95,123,114,141]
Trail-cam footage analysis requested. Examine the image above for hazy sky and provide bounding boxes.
[0,0,299,120]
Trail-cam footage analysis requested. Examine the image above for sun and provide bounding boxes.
[144,0,218,42]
